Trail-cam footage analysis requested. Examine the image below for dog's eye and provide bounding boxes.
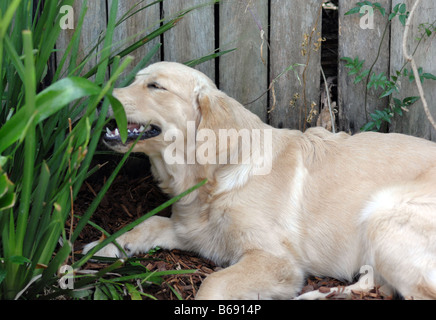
[147,82,165,90]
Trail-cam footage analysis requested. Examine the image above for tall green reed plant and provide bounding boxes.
[0,0,133,300]
[0,0,220,300]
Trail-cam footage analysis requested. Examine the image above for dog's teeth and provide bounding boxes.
[133,128,138,134]
[139,125,145,132]
[115,128,119,136]
[105,127,115,137]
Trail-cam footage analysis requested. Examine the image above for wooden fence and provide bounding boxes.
[57,0,436,140]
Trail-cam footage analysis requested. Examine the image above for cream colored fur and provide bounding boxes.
[83,62,436,300]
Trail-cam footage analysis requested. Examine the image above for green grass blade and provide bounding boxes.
[115,0,162,28]
[3,34,25,81]
[16,30,36,254]
[23,161,50,258]
[4,30,37,298]
[109,269,198,283]
[185,48,236,67]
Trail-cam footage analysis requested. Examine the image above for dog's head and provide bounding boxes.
[104,61,219,155]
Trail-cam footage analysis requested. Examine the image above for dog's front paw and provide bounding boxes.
[82,216,176,259]
[82,240,127,258]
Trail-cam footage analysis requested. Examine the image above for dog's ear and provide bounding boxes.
[196,92,213,130]
[196,88,231,132]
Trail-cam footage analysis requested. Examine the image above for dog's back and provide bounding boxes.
[285,128,436,298]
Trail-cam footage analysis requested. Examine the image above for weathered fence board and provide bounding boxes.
[109,0,162,80]
[55,0,436,140]
[338,0,392,134]
[162,0,215,80]
[219,0,269,122]
[56,1,107,79]
[269,0,322,130]
[390,0,436,140]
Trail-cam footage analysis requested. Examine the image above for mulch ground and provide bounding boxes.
[72,154,392,300]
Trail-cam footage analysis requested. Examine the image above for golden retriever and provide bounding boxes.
[83,61,436,300]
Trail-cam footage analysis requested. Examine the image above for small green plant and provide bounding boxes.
[360,96,420,131]
[344,1,387,17]
[341,1,436,132]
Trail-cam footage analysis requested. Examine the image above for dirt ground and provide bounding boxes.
[73,154,393,300]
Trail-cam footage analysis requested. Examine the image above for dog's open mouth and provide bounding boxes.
[104,122,162,143]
